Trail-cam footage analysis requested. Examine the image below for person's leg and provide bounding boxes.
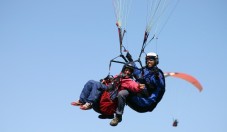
[115,90,129,115]
[110,90,129,126]
[80,80,107,110]
[79,80,95,103]
[71,80,95,106]
[86,80,107,103]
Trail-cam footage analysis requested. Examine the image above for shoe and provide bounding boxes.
[80,103,92,110]
[110,115,122,126]
[71,100,83,106]
[98,114,114,119]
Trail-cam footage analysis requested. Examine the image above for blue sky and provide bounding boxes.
[1,0,227,132]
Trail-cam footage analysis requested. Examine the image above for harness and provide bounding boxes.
[138,67,165,97]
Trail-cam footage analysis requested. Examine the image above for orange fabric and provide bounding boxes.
[164,72,203,92]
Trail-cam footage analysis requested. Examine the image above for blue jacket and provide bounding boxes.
[127,66,165,112]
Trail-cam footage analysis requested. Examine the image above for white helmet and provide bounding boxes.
[147,52,158,57]
[146,52,159,65]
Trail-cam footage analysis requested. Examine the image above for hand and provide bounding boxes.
[100,79,106,84]
[139,84,145,89]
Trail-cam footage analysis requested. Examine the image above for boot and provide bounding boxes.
[110,114,122,126]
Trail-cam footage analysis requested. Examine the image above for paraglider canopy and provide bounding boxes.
[164,72,203,92]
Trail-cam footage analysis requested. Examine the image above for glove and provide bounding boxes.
[126,52,133,62]
[101,75,114,84]
[137,77,146,84]
[104,75,114,81]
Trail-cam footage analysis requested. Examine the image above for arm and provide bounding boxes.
[120,79,145,93]
[146,71,165,104]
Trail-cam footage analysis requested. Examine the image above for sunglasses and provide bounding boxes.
[146,56,155,61]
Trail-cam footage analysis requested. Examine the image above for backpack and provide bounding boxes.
[99,91,117,115]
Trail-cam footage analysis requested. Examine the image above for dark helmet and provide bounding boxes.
[145,52,159,65]
[121,63,134,73]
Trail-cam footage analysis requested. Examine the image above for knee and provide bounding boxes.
[87,80,96,84]
[85,80,97,86]
[118,90,129,98]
